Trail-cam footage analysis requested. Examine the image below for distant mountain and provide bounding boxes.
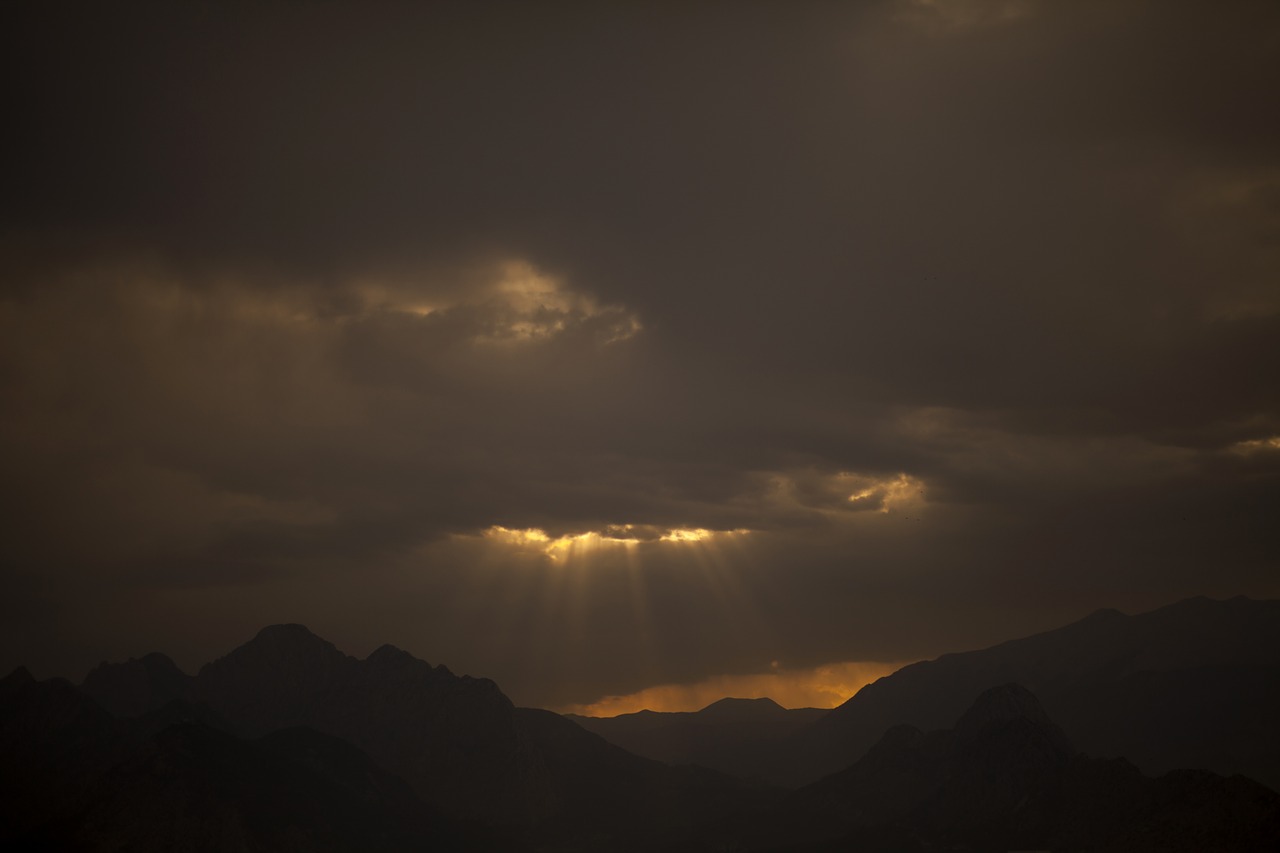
[33,723,483,853]
[0,669,492,852]
[0,666,130,840]
[569,697,826,782]
[777,596,1280,789]
[71,624,758,848]
[743,684,1280,852]
[81,651,191,717]
[9,603,1279,850]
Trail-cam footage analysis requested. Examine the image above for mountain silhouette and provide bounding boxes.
[0,666,131,840]
[743,684,1280,851]
[39,723,483,852]
[81,651,192,718]
[569,696,826,783]
[6,602,1280,850]
[56,625,757,848]
[777,595,1280,789]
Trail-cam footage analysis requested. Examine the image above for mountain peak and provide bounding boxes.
[139,651,183,669]
[193,626,357,737]
[218,624,350,666]
[366,643,418,666]
[1080,607,1125,624]
[252,623,323,643]
[697,696,788,721]
[1,665,35,691]
[702,696,784,712]
[954,684,1071,751]
[81,652,191,718]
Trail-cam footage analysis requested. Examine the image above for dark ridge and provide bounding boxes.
[2,666,35,688]
[250,622,334,647]
[747,684,1280,852]
[201,623,353,673]
[81,652,192,718]
[953,683,1072,753]
[700,696,786,715]
[780,596,1280,790]
[366,643,421,666]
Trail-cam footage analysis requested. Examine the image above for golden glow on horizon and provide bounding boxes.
[478,524,749,560]
[557,660,909,716]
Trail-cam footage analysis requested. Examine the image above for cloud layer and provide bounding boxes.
[2,0,1278,708]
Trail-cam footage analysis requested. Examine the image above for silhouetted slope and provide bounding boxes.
[18,609,1277,850]
[184,625,754,843]
[188,628,525,821]
[1,668,503,852]
[745,684,1280,852]
[134,696,237,737]
[58,723,473,853]
[81,651,192,718]
[191,623,363,736]
[781,596,1280,789]
[0,667,131,840]
[773,685,1075,849]
[568,697,826,782]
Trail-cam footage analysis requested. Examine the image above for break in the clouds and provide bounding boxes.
[1,0,1278,709]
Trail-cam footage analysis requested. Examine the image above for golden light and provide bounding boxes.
[557,659,910,716]
[659,528,712,542]
[1230,436,1280,455]
[845,472,923,513]
[354,259,642,345]
[477,261,642,345]
[475,524,749,561]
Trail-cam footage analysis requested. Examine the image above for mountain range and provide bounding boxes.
[3,595,1279,851]
[774,595,1280,790]
[567,697,826,783]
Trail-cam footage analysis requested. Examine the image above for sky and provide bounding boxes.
[2,0,1278,712]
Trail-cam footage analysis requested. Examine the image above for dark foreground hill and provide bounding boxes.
[0,666,493,851]
[6,603,1280,851]
[567,697,826,782]
[738,684,1280,852]
[9,626,759,851]
[777,595,1280,789]
[185,625,755,839]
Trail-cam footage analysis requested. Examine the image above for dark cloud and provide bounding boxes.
[1,0,1278,708]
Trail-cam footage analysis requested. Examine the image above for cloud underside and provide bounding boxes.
[1,0,1278,707]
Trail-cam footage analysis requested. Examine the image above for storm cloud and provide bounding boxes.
[2,0,1278,708]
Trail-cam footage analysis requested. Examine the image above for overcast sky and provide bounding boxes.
[3,0,1278,710]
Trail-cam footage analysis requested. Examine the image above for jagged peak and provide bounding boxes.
[1080,606,1125,624]
[2,665,35,686]
[954,683,1072,751]
[366,643,424,666]
[138,651,183,669]
[86,651,186,677]
[363,644,458,679]
[1156,594,1267,615]
[956,684,1046,732]
[199,624,351,677]
[239,623,346,657]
